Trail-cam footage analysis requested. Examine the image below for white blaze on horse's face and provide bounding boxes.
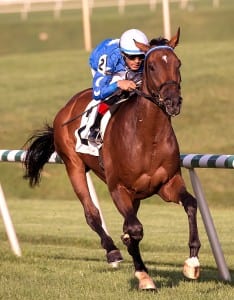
[162,55,168,63]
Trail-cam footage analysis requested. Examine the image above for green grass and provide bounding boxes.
[0,199,233,299]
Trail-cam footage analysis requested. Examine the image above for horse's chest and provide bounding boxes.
[131,146,180,195]
[132,166,171,196]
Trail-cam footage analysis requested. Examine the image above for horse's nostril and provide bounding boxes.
[165,98,172,106]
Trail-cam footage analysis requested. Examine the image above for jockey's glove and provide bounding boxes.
[125,70,143,87]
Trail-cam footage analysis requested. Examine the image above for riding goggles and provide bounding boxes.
[123,53,145,61]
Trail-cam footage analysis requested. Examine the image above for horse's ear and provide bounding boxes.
[134,40,150,53]
[168,27,180,49]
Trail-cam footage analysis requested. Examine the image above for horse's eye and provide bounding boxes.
[149,63,155,71]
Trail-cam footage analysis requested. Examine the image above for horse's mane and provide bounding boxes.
[149,37,169,46]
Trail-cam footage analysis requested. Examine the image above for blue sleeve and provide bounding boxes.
[91,46,123,100]
[92,72,118,100]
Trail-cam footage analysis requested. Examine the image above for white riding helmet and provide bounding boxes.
[120,29,149,55]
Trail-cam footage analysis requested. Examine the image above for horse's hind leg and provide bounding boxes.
[159,174,201,280]
[62,154,123,265]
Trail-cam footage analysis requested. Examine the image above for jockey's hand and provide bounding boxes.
[117,80,136,92]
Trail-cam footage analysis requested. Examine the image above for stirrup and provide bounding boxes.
[88,129,103,145]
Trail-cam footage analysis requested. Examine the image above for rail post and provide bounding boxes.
[0,184,22,257]
[189,168,231,282]
[180,153,234,282]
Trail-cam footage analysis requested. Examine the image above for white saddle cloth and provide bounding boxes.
[75,100,111,156]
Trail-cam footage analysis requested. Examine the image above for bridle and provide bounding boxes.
[135,80,180,109]
[135,45,181,114]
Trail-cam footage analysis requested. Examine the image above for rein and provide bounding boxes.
[134,88,164,108]
[136,45,181,113]
[135,80,180,109]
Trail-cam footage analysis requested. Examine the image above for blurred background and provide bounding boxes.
[0,0,233,206]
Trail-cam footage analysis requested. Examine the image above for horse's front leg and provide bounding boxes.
[180,189,201,279]
[159,175,201,280]
[111,186,156,290]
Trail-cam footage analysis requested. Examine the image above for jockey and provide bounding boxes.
[88,28,149,143]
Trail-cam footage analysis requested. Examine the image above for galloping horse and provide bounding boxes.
[24,28,201,290]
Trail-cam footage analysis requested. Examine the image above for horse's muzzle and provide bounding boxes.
[164,96,182,117]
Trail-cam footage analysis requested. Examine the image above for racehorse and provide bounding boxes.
[23,28,201,290]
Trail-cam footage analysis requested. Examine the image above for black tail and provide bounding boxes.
[23,124,55,187]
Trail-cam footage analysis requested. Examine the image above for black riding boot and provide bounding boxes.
[88,112,103,144]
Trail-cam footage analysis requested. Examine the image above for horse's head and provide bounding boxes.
[135,28,182,117]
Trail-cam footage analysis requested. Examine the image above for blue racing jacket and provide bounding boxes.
[89,38,128,100]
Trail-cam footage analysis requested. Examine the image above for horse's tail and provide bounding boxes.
[23,124,54,187]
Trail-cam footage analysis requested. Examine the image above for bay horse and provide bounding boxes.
[23,28,201,290]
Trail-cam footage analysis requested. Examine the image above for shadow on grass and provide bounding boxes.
[128,261,234,290]
[35,250,234,290]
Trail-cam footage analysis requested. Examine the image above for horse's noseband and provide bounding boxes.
[152,80,181,102]
[158,80,181,93]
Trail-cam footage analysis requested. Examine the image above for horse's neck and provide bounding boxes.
[134,95,171,136]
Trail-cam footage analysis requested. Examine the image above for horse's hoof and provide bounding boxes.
[106,249,123,267]
[110,261,120,268]
[183,257,200,280]
[135,271,157,291]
